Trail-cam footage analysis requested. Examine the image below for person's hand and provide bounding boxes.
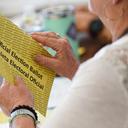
[32,32,80,80]
[0,77,33,116]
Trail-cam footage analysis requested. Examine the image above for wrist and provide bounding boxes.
[11,115,35,128]
[10,105,38,128]
[12,101,34,111]
[10,101,34,116]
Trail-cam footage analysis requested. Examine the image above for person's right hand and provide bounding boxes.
[32,32,80,80]
[0,77,33,116]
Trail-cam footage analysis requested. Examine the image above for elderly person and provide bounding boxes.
[0,0,128,128]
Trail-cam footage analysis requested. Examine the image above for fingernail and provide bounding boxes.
[31,35,36,38]
[32,34,39,39]
[38,43,42,46]
[31,33,35,35]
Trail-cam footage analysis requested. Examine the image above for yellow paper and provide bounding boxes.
[0,16,55,116]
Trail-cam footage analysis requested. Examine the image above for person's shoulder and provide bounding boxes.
[73,54,110,83]
[74,35,128,79]
[94,35,128,59]
[74,35,128,83]
[76,42,112,75]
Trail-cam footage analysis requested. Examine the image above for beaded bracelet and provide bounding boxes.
[9,105,39,128]
[11,105,38,121]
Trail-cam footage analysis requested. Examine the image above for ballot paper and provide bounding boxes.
[0,16,55,116]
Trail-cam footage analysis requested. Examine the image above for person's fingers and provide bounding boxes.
[32,32,60,38]
[35,54,59,70]
[32,34,61,51]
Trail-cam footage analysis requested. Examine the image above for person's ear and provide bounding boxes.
[113,0,122,4]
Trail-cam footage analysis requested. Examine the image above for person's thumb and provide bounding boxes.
[15,76,26,88]
[0,80,9,104]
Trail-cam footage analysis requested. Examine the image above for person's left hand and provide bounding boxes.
[32,32,79,79]
[0,76,33,116]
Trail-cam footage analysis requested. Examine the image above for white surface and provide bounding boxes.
[0,0,88,16]
[48,77,72,109]
[0,124,9,128]
[0,124,8,128]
